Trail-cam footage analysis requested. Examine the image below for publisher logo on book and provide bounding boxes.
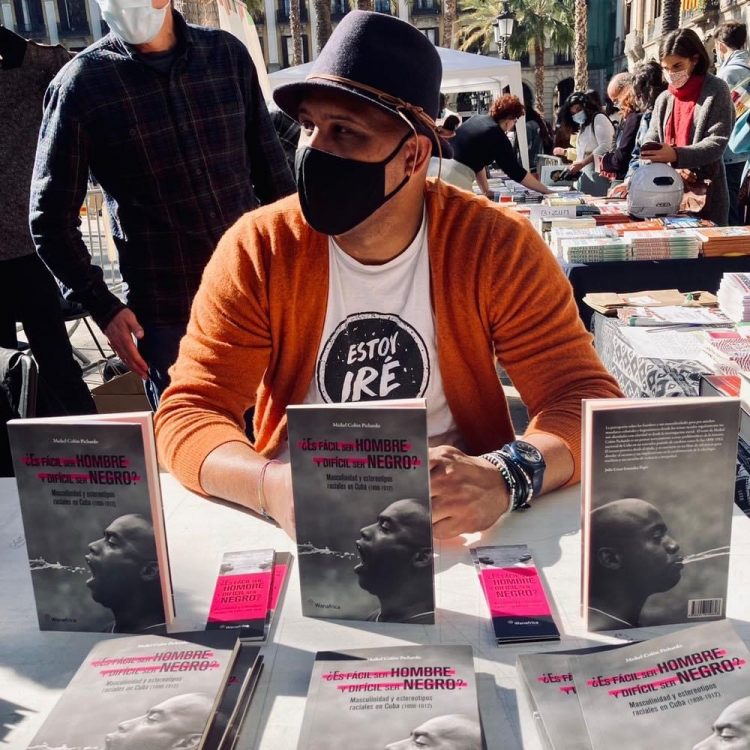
[317,313,430,403]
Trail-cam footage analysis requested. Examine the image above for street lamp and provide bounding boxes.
[493,0,516,60]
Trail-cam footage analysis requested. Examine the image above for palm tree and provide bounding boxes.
[573,0,587,91]
[173,0,220,27]
[312,0,331,54]
[443,0,457,48]
[661,0,681,35]
[458,0,574,116]
[289,0,303,65]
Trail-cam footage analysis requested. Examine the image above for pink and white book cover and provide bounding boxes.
[471,544,560,643]
[207,549,275,640]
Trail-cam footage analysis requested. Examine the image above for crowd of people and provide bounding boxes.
[433,22,749,228]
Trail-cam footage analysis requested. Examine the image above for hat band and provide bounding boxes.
[306,72,448,180]
[307,73,441,135]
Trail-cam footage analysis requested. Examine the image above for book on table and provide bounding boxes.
[206,548,275,641]
[287,398,433,623]
[470,543,560,644]
[517,643,626,750]
[7,411,175,632]
[297,644,483,750]
[581,397,739,632]
[572,620,750,750]
[25,630,262,750]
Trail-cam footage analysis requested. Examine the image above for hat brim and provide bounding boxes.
[273,78,453,159]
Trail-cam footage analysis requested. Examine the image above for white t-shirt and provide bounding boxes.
[300,210,460,446]
[576,112,615,160]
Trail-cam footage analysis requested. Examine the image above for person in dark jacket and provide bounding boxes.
[600,72,642,182]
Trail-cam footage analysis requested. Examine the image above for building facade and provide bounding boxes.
[615,0,750,72]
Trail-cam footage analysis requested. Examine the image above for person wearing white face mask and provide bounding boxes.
[553,91,614,196]
[640,28,734,225]
[29,0,295,410]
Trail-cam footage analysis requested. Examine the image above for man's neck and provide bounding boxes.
[334,186,425,265]
[377,576,433,622]
[134,8,177,54]
[590,585,646,628]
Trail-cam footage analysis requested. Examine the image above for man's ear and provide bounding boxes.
[139,560,160,582]
[403,134,433,174]
[412,547,433,569]
[595,547,623,571]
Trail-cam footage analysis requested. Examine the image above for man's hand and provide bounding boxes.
[263,461,296,540]
[608,182,629,198]
[104,307,148,379]
[553,147,566,157]
[429,445,509,539]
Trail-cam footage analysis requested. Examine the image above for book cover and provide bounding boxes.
[517,644,627,750]
[207,549,274,640]
[573,620,750,750]
[26,632,242,750]
[471,544,560,643]
[287,400,433,623]
[8,412,174,632]
[581,398,739,632]
[297,644,482,750]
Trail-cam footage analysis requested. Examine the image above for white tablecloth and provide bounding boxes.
[2,474,750,749]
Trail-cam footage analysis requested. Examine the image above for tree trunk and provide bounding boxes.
[442,0,456,48]
[534,39,545,117]
[573,0,588,92]
[173,0,219,27]
[661,0,681,35]
[313,0,331,53]
[289,0,303,65]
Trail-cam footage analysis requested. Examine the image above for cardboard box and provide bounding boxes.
[91,371,150,414]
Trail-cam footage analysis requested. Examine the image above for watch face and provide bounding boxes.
[515,441,543,465]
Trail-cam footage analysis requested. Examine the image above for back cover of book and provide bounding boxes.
[288,401,433,623]
[581,397,739,631]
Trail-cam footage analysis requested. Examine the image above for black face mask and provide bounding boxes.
[294,130,414,236]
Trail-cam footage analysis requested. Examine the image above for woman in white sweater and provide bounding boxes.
[554,91,615,196]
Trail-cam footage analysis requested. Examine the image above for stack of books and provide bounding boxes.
[560,236,629,263]
[718,272,750,322]
[606,218,667,235]
[696,226,750,256]
[589,201,630,225]
[548,227,619,258]
[622,228,701,260]
[660,215,715,229]
[703,330,750,373]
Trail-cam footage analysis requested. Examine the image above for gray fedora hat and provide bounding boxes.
[273,11,447,148]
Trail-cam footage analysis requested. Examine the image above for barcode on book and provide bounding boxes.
[687,598,723,618]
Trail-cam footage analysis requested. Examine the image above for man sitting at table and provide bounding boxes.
[154,11,622,540]
[85,514,165,633]
[588,498,683,630]
[355,498,434,623]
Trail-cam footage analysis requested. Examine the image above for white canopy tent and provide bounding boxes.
[268,47,529,169]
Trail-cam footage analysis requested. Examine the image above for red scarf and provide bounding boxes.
[665,74,704,147]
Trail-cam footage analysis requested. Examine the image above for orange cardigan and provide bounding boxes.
[155,181,622,494]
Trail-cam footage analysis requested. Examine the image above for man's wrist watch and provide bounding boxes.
[498,440,546,496]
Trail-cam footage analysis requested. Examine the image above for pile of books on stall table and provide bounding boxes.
[622,228,701,260]
[696,226,750,257]
[560,237,629,263]
[549,227,619,258]
[718,272,750,322]
[702,330,750,373]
